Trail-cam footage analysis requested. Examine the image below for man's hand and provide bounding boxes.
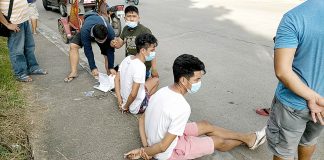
[308,98,324,125]
[6,23,20,32]
[91,68,99,79]
[108,68,117,75]
[151,69,159,78]
[124,148,141,159]
[110,38,117,48]
[124,148,151,160]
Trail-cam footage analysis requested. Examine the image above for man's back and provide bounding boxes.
[275,0,324,110]
[119,56,146,114]
[145,87,191,159]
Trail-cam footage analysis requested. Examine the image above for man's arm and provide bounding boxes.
[123,82,140,111]
[139,113,148,147]
[125,132,177,159]
[274,48,324,124]
[151,57,159,78]
[0,11,18,32]
[81,29,97,71]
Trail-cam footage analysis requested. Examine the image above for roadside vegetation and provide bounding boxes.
[0,37,32,160]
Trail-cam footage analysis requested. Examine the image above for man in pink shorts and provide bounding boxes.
[124,54,266,160]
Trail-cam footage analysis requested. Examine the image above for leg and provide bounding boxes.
[298,119,324,160]
[196,120,256,148]
[266,97,309,160]
[8,21,30,77]
[298,145,316,160]
[64,43,80,82]
[144,77,159,95]
[31,18,37,34]
[24,22,45,74]
[209,136,243,152]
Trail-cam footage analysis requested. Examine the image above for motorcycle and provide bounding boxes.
[57,0,124,44]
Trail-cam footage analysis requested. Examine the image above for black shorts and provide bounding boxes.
[70,32,83,47]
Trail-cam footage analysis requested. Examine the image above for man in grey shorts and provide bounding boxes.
[266,0,324,160]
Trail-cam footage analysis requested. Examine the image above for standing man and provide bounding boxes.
[125,54,266,160]
[266,0,324,159]
[64,11,116,82]
[111,5,158,79]
[0,0,47,82]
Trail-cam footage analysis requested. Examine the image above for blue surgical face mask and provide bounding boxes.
[145,51,156,61]
[187,80,201,94]
[126,21,138,28]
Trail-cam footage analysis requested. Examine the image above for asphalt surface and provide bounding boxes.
[28,0,323,159]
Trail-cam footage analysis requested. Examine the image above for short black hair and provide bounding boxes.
[173,54,206,83]
[135,33,158,53]
[93,24,108,40]
[125,5,139,15]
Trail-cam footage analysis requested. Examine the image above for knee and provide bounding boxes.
[70,43,80,51]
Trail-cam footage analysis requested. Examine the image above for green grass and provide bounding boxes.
[0,37,32,160]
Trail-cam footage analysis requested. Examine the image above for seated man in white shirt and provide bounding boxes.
[125,54,266,160]
[115,33,159,114]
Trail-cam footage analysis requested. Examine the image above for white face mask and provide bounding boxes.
[125,21,138,28]
[145,51,156,61]
[187,81,201,94]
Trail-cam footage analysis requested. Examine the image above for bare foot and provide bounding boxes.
[64,72,78,83]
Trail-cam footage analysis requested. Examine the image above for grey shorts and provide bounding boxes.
[266,97,324,159]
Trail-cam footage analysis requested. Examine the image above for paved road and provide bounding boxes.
[33,0,323,159]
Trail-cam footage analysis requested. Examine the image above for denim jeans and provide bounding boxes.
[7,21,39,77]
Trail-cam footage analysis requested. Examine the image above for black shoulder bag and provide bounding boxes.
[0,0,14,37]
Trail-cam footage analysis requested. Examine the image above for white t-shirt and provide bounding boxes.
[0,0,29,24]
[145,87,191,160]
[119,56,146,114]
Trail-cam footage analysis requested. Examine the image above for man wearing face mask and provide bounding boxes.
[114,33,159,114]
[64,11,115,82]
[124,54,266,160]
[110,5,158,80]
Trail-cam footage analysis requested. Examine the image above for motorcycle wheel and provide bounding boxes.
[42,0,50,10]
[111,17,121,37]
[58,21,69,44]
[134,0,139,5]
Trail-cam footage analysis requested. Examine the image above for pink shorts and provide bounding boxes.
[168,122,214,160]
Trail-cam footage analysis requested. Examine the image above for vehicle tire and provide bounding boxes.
[42,0,50,10]
[111,16,121,37]
[58,21,69,44]
[59,4,67,17]
[134,0,139,5]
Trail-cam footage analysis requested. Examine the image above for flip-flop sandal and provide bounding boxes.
[64,75,78,83]
[30,68,48,75]
[256,108,271,116]
[17,74,33,82]
[249,126,267,150]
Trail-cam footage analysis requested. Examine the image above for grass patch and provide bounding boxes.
[0,37,32,160]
